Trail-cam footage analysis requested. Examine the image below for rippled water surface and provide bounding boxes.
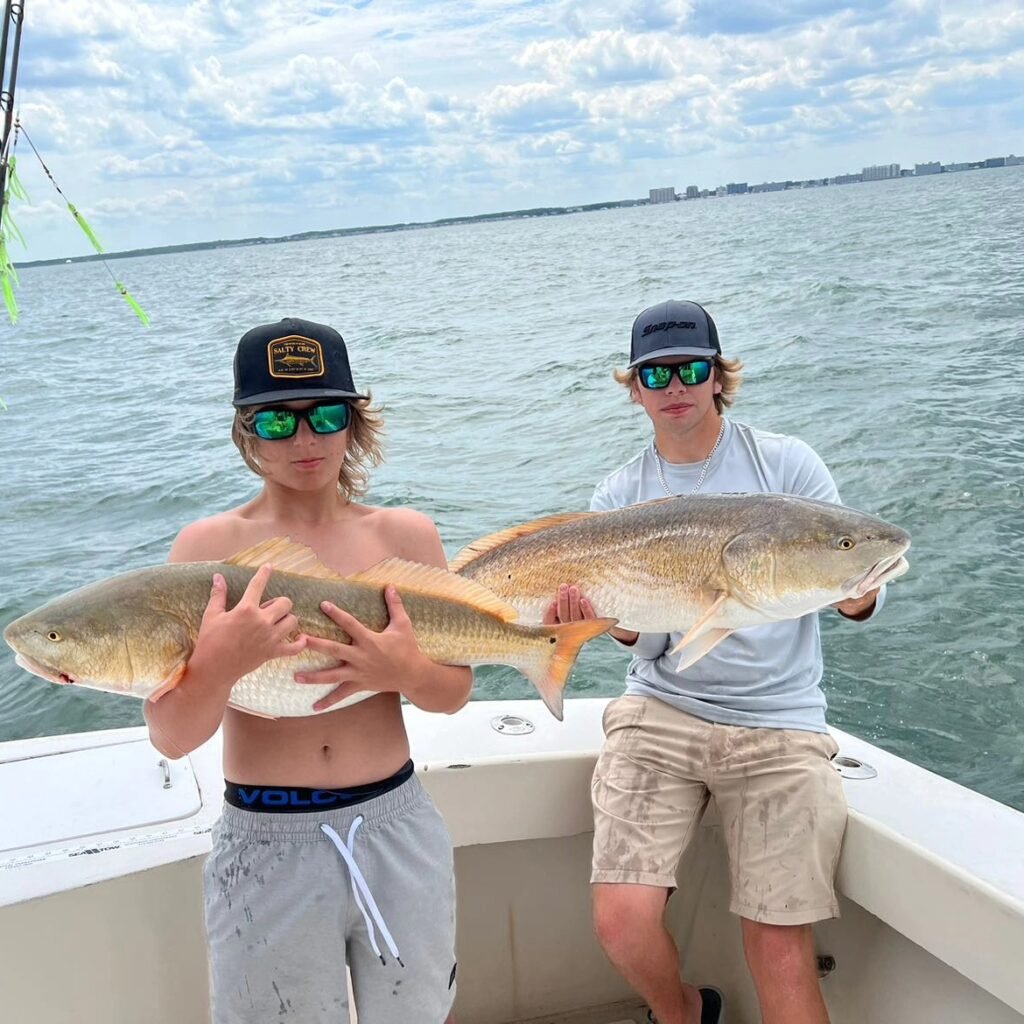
[2,167,1022,810]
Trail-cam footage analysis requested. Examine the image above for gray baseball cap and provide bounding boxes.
[628,300,721,368]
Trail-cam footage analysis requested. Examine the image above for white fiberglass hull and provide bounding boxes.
[1,699,1022,1024]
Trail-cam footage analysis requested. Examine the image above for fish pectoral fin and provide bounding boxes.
[350,558,522,622]
[225,537,344,580]
[672,628,735,671]
[146,658,188,703]
[668,592,729,657]
[448,512,595,572]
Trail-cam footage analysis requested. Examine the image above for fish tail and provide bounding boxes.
[524,617,616,721]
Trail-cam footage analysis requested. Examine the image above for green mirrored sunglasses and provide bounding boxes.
[251,402,351,440]
[638,360,713,389]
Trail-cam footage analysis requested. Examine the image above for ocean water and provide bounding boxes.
[1,167,1022,811]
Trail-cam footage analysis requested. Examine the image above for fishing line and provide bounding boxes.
[18,124,150,326]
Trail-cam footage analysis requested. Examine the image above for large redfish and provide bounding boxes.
[4,538,614,721]
[451,493,910,668]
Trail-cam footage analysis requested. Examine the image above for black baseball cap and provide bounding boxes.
[232,317,367,407]
[627,300,721,368]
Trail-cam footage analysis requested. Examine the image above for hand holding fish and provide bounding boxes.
[296,585,440,712]
[831,587,881,620]
[543,584,597,625]
[543,584,640,647]
[187,564,309,697]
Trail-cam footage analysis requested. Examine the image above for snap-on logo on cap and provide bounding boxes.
[267,335,325,379]
[642,320,697,337]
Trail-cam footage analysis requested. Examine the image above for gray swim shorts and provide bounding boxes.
[203,773,457,1023]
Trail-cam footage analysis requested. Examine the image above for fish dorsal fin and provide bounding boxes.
[225,537,344,580]
[225,541,521,621]
[448,511,594,572]
[350,557,521,622]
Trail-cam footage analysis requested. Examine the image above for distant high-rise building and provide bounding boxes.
[726,182,748,195]
[862,164,901,180]
[831,173,863,185]
[915,162,942,175]
[648,188,677,204]
[686,185,699,198]
[984,157,1007,168]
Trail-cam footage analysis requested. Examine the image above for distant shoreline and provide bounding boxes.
[13,198,643,269]
[15,158,1021,269]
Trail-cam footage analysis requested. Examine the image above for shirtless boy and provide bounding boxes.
[146,317,470,1023]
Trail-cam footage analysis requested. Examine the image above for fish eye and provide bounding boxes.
[837,537,855,551]
[46,630,63,642]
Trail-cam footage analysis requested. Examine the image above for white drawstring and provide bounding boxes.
[320,817,404,967]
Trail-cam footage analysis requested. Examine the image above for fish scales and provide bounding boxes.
[155,564,563,717]
[452,494,912,645]
[4,540,616,720]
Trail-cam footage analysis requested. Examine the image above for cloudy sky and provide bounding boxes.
[7,0,1024,260]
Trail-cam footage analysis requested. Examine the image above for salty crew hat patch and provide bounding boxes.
[628,300,721,368]
[233,317,367,407]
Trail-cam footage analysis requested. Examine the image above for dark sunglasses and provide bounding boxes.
[251,401,351,440]
[638,360,713,389]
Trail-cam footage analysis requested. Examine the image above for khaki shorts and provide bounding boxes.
[591,695,848,925]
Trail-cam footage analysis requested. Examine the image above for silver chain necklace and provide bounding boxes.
[653,420,726,497]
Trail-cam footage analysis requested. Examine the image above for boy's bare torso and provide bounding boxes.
[172,500,426,788]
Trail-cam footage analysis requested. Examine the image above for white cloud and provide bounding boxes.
[482,81,585,129]
[90,189,191,218]
[519,30,684,84]
[8,0,1023,259]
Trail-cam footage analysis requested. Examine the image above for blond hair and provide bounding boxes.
[613,355,744,413]
[232,396,385,500]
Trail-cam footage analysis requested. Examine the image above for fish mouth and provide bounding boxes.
[14,653,77,686]
[843,552,910,597]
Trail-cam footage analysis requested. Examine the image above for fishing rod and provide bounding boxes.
[0,0,25,322]
[0,0,25,184]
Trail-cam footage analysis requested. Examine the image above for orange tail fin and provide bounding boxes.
[524,617,616,721]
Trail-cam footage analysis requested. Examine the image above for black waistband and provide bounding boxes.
[224,759,415,813]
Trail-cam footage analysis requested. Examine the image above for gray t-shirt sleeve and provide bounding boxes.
[589,479,615,513]
[783,437,841,503]
[784,438,887,621]
[590,479,671,660]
